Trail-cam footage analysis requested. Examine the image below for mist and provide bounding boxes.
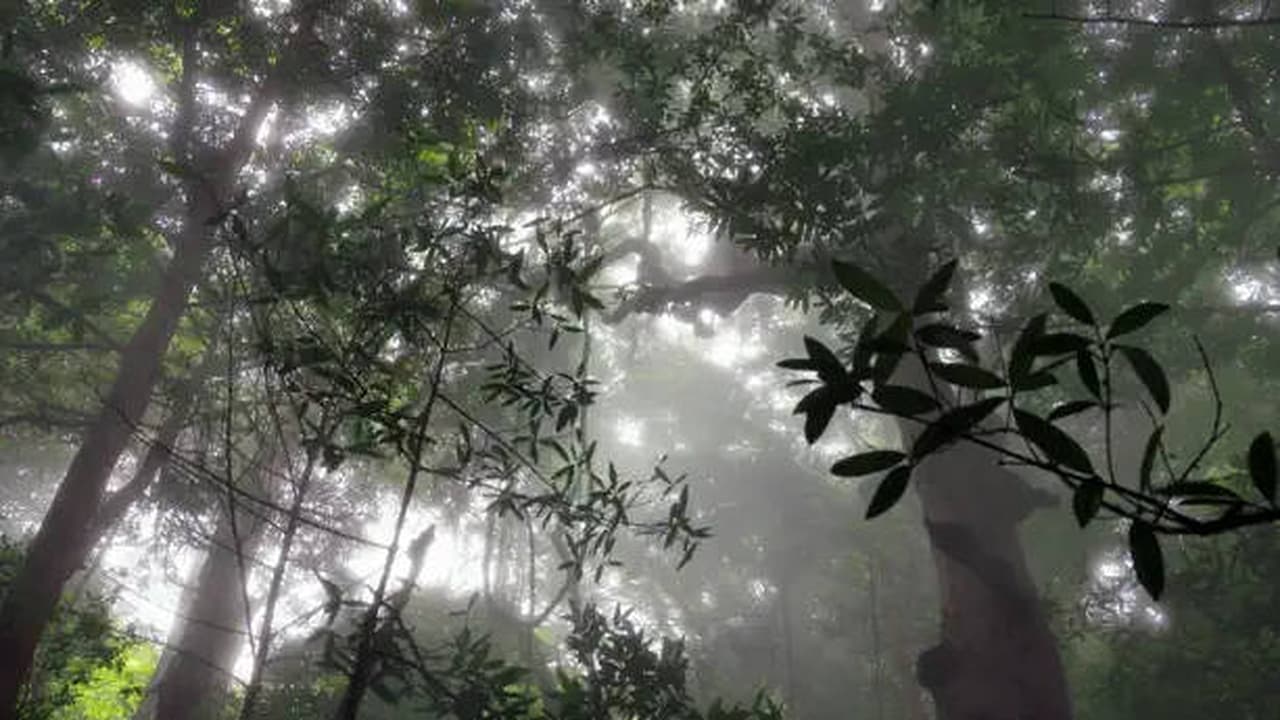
[1,1,1278,719]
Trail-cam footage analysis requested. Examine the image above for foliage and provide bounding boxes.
[781,259,1279,600]
[1,536,150,720]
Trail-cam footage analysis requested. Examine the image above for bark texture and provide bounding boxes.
[911,443,1071,720]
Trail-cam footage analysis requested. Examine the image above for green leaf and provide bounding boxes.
[1128,522,1165,601]
[913,259,958,315]
[1106,302,1170,340]
[866,466,912,519]
[1076,350,1101,398]
[929,362,1006,389]
[1048,400,1096,421]
[1072,479,1104,527]
[1117,345,1170,414]
[912,397,1006,458]
[1248,431,1276,503]
[915,323,980,361]
[832,450,907,477]
[832,260,903,312]
[1015,409,1094,474]
[873,384,941,416]
[1049,283,1096,325]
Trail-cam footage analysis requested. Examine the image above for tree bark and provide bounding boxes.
[891,318,1071,720]
[133,502,265,720]
[911,443,1071,720]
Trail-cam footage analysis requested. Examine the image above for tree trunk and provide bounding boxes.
[0,195,218,714]
[883,251,1071,720]
[909,439,1071,720]
[133,504,265,720]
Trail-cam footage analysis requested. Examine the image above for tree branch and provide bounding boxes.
[1023,12,1280,29]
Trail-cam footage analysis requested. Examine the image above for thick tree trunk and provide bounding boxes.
[881,250,1071,720]
[0,198,218,714]
[133,504,264,720]
[908,436,1071,720]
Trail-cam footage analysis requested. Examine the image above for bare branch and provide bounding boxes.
[1023,12,1280,29]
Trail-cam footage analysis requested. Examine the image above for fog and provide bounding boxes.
[1,1,1278,719]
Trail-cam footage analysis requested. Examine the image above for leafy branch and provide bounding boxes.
[780,260,1279,600]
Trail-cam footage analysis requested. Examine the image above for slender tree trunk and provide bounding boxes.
[0,196,218,713]
[237,446,319,720]
[134,503,265,720]
[333,299,455,720]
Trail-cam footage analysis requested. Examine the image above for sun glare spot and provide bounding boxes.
[112,61,155,106]
[616,416,645,447]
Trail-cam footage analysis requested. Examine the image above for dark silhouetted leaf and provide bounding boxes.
[850,315,879,379]
[913,259,958,315]
[832,450,907,477]
[870,314,912,385]
[867,313,912,354]
[793,386,832,415]
[1160,481,1242,502]
[866,466,912,519]
[804,394,837,445]
[1015,409,1094,474]
[1076,350,1101,398]
[912,397,1006,458]
[1106,302,1169,340]
[777,358,819,371]
[930,362,1005,389]
[1049,283,1096,325]
[1140,426,1163,491]
[1012,371,1057,392]
[1030,332,1091,356]
[1128,522,1164,601]
[1048,400,1096,421]
[804,336,847,383]
[1073,479,1104,527]
[833,260,903,312]
[1009,313,1048,384]
[1117,345,1170,414]
[1248,431,1276,503]
[873,384,941,416]
[555,404,577,432]
[916,323,980,361]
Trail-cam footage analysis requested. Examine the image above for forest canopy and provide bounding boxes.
[0,1,1278,719]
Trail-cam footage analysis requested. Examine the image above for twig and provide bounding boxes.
[1023,12,1280,29]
